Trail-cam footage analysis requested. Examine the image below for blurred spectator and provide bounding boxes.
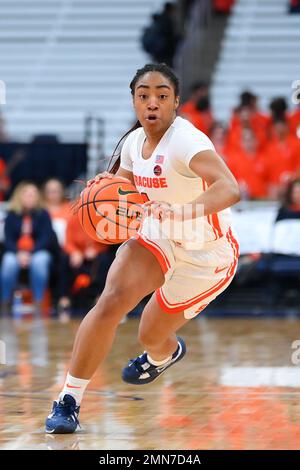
[179,81,214,134]
[43,178,71,247]
[276,178,300,221]
[268,97,289,136]
[0,182,55,315]
[0,116,11,200]
[0,157,10,201]
[241,91,270,129]
[56,212,109,322]
[226,128,267,199]
[227,91,268,151]
[141,3,180,66]
[270,97,288,121]
[142,14,165,63]
[180,81,209,114]
[267,178,300,305]
[209,121,229,160]
[0,115,9,143]
[289,0,300,13]
[213,0,235,15]
[288,93,300,138]
[0,149,26,200]
[263,118,300,199]
[178,0,195,21]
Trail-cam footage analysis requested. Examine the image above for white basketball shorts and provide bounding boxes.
[133,216,239,319]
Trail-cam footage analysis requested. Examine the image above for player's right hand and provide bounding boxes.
[87,171,114,186]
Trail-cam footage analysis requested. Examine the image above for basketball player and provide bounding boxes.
[45,64,240,433]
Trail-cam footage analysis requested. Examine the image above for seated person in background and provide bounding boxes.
[263,118,300,199]
[268,97,291,138]
[275,178,300,222]
[236,180,300,290]
[226,128,267,199]
[227,91,269,151]
[209,121,229,162]
[288,93,300,138]
[179,81,208,115]
[43,178,71,246]
[213,0,235,14]
[0,115,10,144]
[289,0,300,13]
[268,179,300,303]
[0,157,10,201]
[179,81,214,135]
[57,212,108,322]
[0,182,55,316]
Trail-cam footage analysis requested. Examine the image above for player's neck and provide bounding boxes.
[143,115,176,146]
[144,130,165,147]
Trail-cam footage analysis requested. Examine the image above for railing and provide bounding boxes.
[84,115,105,178]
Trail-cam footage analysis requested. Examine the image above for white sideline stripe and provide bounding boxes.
[220,367,300,388]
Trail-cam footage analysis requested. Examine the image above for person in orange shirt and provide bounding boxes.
[262,118,300,199]
[179,81,208,114]
[179,81,214,135]
[43,178,71,246]
[227,91,269,151]
[226,128,267,199]
[209,121,230,162]
[57,212,109,322]
[288,93,300,138]
[268,97,290,139]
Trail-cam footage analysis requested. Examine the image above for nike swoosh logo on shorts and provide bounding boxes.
[118,188,138,196]
[214,266,229,274]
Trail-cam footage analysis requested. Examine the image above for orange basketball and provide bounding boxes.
[77,177,144,244]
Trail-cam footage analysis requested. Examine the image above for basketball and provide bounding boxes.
[77,177,144,244]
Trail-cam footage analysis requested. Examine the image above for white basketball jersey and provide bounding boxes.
[120,116,232,245]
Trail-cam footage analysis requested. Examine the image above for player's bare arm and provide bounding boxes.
[188,149,241,217]
[146,150,240,222]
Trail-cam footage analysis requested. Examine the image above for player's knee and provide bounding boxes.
[93,284,129,322]
[138,328,158,349]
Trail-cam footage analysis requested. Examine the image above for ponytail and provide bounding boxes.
[107,120,142,174]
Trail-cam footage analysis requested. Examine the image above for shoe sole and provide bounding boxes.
[45,425,78,434]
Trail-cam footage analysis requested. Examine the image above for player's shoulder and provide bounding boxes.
[122,127,144,156]
[123,126,144,146]
[170,116,214,146]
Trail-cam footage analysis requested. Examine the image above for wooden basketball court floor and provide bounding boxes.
[1,315,300,450]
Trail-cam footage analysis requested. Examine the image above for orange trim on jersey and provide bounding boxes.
[201,179,208,192]
[211,212,223,239]
[156,228,239,313]
[201,180,222,241]
[134,233,171,275]
[207,213,218,241]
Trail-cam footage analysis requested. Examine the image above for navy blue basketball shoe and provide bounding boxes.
[122,336,186,385]
[45,394,81,434]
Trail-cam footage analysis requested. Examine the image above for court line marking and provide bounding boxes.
[2,390,300,399]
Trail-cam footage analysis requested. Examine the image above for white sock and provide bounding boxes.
[147,353,172,366]
[59,372,90,406]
